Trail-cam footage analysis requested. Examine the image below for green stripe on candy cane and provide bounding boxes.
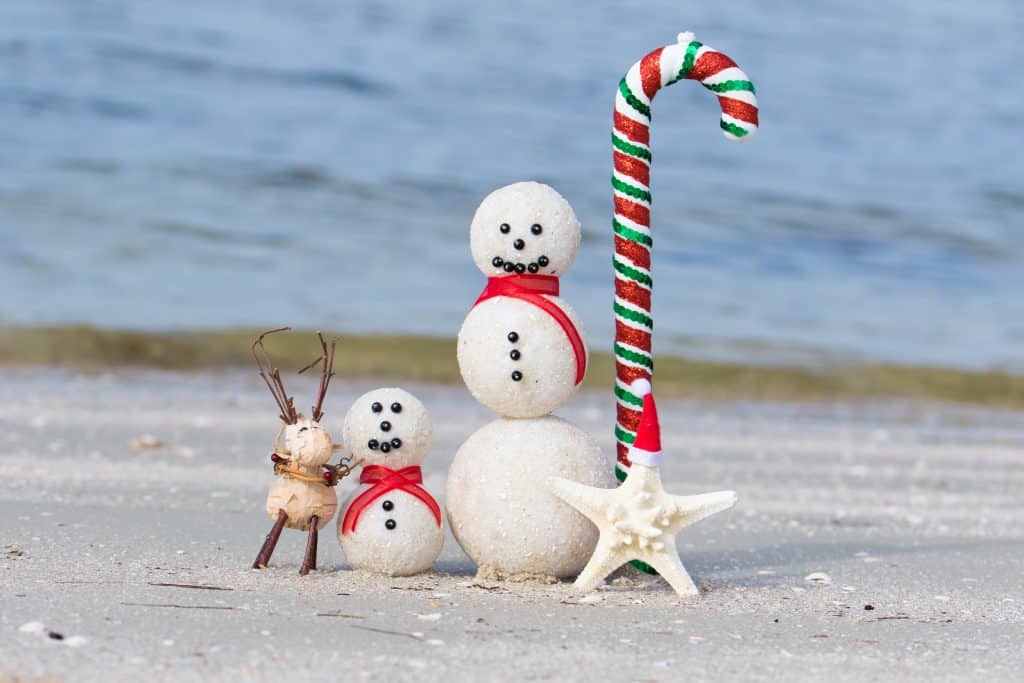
[704,79,756,94]
[618,78,650,119]
[613,218,653,247]
[611,176,652,203]
[613,343,653,370]
[615,424,636,445]
[611,133,652,161]
[614,301,653,329]
[721,119,753,138]
[613,258,652,287]
[669,40,703,84]
[614,382,644,407]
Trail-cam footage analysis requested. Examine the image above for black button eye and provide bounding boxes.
[371,402,383,413]
[390,402,402,413]
[507,331,519,343]
[380,421,391,432]
[492,256,504,268]
[511,371,523,381]
[368,439,379,450]
[513,238,525,250]
[531,224,543,235]
[499,223,511,234]
[390,438,402,449]
[538,255,550,267]
[380,442,391,453]
[385,519,396,530]
[382,500,394,511]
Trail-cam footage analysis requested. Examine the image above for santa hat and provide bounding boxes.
[626,378,662,467]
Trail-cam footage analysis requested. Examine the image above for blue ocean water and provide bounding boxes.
[1,0,1021,370]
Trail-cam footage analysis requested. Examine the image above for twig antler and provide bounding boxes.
[298,331,336,422]
[252,327,299,425]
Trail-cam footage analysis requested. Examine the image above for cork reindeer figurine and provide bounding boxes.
[251,328,358,575]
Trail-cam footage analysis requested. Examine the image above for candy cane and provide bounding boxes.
[613,33,758,479]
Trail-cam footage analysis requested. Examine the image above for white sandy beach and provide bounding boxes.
[1,369,1022,682]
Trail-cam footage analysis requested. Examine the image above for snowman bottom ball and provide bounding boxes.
[337,488,444,577]
[446,416,615,578]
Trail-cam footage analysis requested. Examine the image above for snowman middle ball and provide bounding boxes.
[446,416,616,578]
[458,296,587,419]
[337,388,444,576]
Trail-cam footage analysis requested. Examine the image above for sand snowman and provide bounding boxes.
[446,182,616,578]
[337,388,444,576]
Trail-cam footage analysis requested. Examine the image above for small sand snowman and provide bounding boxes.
[337,388,444,576]
[446,182,615,579]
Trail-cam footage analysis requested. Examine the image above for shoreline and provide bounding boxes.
[1,325,1022,409]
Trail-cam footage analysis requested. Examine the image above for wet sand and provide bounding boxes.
[1,369,1022,681]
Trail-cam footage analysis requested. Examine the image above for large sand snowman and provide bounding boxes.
[446,181,615,578]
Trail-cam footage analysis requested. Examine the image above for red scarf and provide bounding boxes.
[340,465,441,535]
[473,274,586,385]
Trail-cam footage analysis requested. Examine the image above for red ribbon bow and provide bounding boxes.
[340,465,442,535]
[473,274,587,385]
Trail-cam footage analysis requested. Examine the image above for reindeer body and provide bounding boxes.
[267,478,338,532]
[266,418,339,531]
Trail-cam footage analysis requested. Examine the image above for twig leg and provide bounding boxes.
[311,521,318,570]
[299,515,319,576]
[253,510,288,569]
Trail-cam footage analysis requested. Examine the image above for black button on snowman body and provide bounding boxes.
[507,331,523,382]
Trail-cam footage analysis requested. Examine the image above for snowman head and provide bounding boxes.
[343,388,432,469]
[470,182,581,278]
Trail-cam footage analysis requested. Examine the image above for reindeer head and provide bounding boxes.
[253,328,340,468]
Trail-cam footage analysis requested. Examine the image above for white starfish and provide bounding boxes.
[548,463,736,599]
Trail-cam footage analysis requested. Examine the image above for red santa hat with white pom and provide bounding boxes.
[626,378,662,468]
